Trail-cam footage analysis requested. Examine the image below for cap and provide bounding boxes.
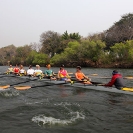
[112,70,118,75]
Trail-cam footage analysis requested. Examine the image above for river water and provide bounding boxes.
[0,66,133,133]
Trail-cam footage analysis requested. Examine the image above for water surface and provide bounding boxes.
[0,66,133,133]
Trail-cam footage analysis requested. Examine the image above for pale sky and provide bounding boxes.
[0,0,133,48]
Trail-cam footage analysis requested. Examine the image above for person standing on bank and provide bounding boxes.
[104,70,125,89]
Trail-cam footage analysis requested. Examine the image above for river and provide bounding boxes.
[0,66,133,133]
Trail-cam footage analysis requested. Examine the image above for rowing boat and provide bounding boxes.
[9,76,133,95]
[39,79,133,95]
[1,75,133,95]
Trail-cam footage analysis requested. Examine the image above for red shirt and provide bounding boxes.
[105,74,122,87]
[14,67,20,73]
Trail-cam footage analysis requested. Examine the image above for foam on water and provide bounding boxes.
[32,102,85,127]
[0,90,19,97]
[32,111,85,126]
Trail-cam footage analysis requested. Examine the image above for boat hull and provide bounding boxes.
[6,75,133,95]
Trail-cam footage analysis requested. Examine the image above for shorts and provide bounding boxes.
[60,77,67,81]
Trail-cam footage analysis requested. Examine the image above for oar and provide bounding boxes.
[54,72,74,75]
[0,78,39,90]
[13,81,70,90]
[70,77,104,85]
[0,74,16,78]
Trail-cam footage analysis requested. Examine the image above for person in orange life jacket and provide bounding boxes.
[104,70,125,89]
[75,66,92,84]
[13,64,20,75]
[57,64,71,82]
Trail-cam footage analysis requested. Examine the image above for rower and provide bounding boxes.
[75,66,92,84]
[34,65,43,78]
[44,64,56,80]
[13,64,20,75]
[104,70,125,89]
[27,65,35,77]
[57,64,71,82]
[19,65,26,76]
[6,65,14,74]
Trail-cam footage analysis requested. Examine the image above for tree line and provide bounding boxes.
[1,13,133,68]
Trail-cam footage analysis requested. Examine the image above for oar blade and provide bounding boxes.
[0,85,10,89]
[122,87,133,92]
[14,86,31,90]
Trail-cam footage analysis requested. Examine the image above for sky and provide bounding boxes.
[0,0,133,48]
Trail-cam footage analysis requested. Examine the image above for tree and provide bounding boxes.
[69,32,81,40]
[15,45,32,65]
[62,31,81,41]
[103,13,133,49]
[32,53,49,66]
[0,44,16,65]
[40,31,62,57]
[62,30,69,40]
[110,40,133,63]
[25,51,37,65]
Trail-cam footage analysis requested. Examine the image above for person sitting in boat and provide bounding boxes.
[75,66,92,84]
[19,65,26,76]
[27,65,35,77]
[34,65,43,78]
[57,64,71,82]
[44,64,56,80]
[13,64,20,75]
[104,70,125,89]
[6,65,14,74]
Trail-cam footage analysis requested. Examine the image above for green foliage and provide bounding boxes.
[81,40,106,63]
[32,53,49,66]
[25,51,37,65]
[110,40,133,62]
[50,40,106,66]
[50,53,67,65]
[69,33,81,40]
[50,41,80,65]
[62,31,81,41]
[62,31,69,40]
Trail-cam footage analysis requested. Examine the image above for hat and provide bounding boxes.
[112,70,118,75]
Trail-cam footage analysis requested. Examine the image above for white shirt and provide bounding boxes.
[20,69,25,74]
[27,68,35,75]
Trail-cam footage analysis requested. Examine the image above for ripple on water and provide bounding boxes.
[31,102,85,127]
[0,89,19,97]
